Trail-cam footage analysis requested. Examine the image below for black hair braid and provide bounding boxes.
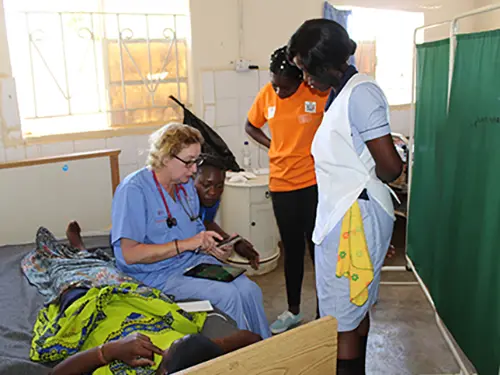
[270,46,303,80]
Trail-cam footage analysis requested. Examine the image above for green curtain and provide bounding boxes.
[408,31,500,375]
[407,39,450,293]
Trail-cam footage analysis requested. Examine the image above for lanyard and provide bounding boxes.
[152,171,192,227]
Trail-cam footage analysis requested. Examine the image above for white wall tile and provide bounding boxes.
[236,70,259,98]
[214,71,237,99]
[136,134,150,150]
[73,139,106,153]
[215,98,238,127]
[40,141,75,157]
[135,134,150,167]
[261,123,271,137]
[1,77,21,129]
[106,136,139,165]
[258,70,270,89]
[0,145,6,163]
[5,145,26,161]
[238,97,255,125]
[137,151,148,168]
[215,70,259,99]
[258,146,270,168]
[245,137,260,170]
[203,105,216,127]
[25,145,41,159]
[201,71,215,104]
[216,125,243,166]
[390,108,413,137]
[119,163,139,181]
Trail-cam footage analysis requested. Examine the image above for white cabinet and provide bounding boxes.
[220,174,280,275]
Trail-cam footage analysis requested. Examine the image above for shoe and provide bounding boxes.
[270,310,303,334]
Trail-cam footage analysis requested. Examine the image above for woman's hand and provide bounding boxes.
[104,333,163,367]
[182,231,223,252]
[234,239,260,270]
[205,245,232,262]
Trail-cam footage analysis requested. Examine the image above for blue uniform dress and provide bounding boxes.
[199,200,220,223]
[111,168,270,338]
[315,82,394,332]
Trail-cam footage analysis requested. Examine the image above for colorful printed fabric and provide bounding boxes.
[336,201,374,306]
[31,283,207,374]
[21,227,135,304]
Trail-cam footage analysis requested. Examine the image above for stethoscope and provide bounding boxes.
[152,171,199,228]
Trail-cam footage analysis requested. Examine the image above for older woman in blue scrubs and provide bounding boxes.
[111,123,270,339]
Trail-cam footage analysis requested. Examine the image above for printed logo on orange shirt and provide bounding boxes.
[305,101,317,113]
[268,106,276,119]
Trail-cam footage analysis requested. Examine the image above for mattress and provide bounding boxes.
[0,236,238,375]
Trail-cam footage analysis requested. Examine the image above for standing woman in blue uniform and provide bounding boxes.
[111,123,270,339]
[288,20,402,374]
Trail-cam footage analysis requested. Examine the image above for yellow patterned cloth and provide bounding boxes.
[336,201,374,306]
[30,283,207,374]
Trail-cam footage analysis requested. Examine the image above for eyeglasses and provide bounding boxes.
[173,155,203,168]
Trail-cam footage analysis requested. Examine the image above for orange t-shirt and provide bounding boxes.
[247,82,329,192]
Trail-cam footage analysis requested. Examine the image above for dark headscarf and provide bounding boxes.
[170,96,242,172]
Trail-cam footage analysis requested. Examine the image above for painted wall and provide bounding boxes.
[472,0,500,32]
[0,0,493,242]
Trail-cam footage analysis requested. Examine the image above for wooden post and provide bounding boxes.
[109,154,120,196]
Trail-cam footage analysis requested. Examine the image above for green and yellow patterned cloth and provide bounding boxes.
[31,283,207,374]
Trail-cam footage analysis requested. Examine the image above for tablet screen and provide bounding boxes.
[183,263,246,282]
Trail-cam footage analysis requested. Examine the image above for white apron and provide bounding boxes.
[311,73,395,246]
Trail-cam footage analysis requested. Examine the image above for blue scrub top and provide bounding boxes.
[199,200,220,223]
[111,167,205,282]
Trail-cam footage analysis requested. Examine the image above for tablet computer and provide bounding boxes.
[183,263,246,282]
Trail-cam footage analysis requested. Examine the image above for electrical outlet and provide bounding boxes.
[235,58,250,72]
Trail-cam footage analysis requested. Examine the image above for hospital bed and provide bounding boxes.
[0,237,334,374]
[0,150,338,374]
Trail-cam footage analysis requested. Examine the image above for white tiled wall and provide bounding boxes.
[25,144,41,159]
[41,141,74,157]
[5,145,26,161]
[202,69,271,169]
[73,139,106,153]
[201,68,413,172]
[390,107,414,136]
[0,134,153,182]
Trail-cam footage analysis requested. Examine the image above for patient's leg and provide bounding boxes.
[66,221,85,250]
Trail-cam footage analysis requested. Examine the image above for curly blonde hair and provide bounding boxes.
[147,123,204,170]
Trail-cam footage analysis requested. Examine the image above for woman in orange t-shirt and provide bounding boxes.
[245,46,328,334]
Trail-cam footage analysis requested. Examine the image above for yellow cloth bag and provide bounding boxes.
[336,201,374,306]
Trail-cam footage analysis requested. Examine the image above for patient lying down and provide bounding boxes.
[51,331,261,375]
[32,277,260,375]
[23,226,261,374]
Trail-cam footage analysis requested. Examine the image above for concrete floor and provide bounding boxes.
[249,218,471,375]
[82,218,475,374]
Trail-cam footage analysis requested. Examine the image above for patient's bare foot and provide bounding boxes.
[66,221,85,250]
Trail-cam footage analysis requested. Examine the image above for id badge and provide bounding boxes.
[305,101,317,113]
[268,106,276,119]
